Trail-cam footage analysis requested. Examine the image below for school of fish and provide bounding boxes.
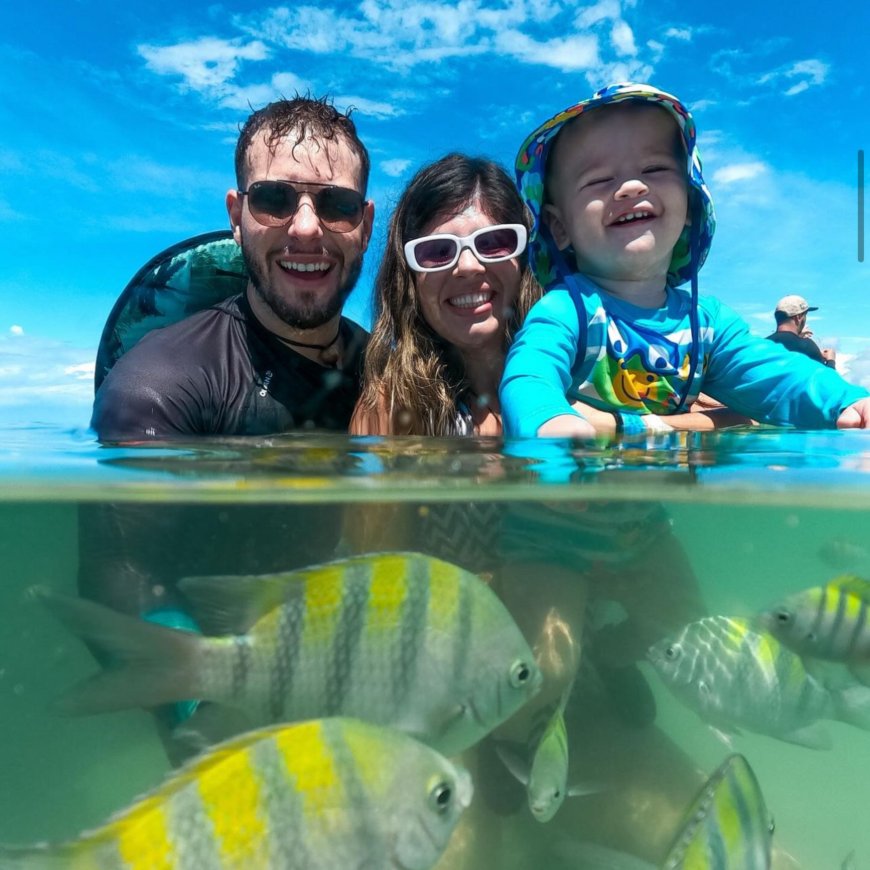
[27,548,870,867]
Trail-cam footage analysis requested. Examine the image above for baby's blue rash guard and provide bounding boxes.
[501,277,869,438]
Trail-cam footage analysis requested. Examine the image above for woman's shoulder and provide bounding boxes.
[349,389,395,436]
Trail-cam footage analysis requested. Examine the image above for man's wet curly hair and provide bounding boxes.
[234,95,370,193]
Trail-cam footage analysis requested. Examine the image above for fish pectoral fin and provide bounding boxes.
[780,723,832,750]
[708,726,738,749]
[833,684,870,731]
[566,780,606,798]
[494,742,530,786]
[436,703,467,733]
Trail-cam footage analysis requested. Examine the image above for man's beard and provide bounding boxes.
[242,244,363,331]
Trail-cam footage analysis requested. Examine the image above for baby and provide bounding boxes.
[500,82,870,437]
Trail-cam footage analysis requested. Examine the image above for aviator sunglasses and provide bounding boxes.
[404,224,528,273]
[238,180,366,233]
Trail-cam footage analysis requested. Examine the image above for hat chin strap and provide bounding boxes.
[672,220,701,413]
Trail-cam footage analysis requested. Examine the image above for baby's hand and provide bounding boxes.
[537,414,598,439]
[837,398,870,429]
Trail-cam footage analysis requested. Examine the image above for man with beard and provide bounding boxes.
[79,99,374,762]
[92,96,373,440]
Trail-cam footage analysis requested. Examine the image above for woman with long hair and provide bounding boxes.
[351,153,539,437]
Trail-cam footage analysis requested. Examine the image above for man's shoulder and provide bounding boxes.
[123,295,248,363]
[98,294,249,395]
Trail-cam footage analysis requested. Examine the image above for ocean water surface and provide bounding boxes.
[1,424,869,868]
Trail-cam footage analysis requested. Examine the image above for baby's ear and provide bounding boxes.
[543,204,572,251]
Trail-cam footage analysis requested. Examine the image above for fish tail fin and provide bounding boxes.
[34,587,204,715]
[832,683,870,731]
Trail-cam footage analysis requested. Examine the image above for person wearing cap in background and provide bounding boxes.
[767,294,836,368]
[500,82,870,435]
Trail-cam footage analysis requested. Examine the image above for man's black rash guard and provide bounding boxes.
[92,293,368,442]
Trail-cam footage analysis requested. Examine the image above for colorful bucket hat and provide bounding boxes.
[515,82,716,291]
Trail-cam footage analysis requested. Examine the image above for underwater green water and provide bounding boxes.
[1,426,869,868]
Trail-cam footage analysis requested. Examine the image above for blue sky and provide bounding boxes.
[1,0,868,427]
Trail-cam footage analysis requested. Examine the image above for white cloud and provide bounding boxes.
[758,58,829,97]
[335,95,404,120]
[843,348,870,390]
[664,27,692,41]
[381,158,412,177]
[237,2,609,73]
[576,0,622,27]
[64,363,97,380]
[496,29,600,71]
[217,72,310,111]
[610,20,637,56]
[9,325,23,336]
[0,333,95,414]
[689,98,717,113]
[586,59,653,89]
[138,37,270,95]
[712,161,769,185]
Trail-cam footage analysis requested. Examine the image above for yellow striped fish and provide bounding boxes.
[647,616,870,748]
[39,551,541,755]
[495,683,598,823]
[0,717,471,869]
[762,575,870,665]
[662,754,773,870]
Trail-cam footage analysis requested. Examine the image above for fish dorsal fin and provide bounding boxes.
[178,571,304,635]
[179,551,436,635]
[828,574,870,601]
[94,721,300,835]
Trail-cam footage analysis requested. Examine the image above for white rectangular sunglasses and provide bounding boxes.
[404,224,528,273]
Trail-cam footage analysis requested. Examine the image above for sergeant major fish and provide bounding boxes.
[495,682,599,822]
[761,575,870,670]
[39,551,542,756]
[662,753,773,869]
[0,717,471,870]
[648,616,870,749]
[549,755,773,869]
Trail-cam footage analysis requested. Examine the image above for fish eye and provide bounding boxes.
[509,660,532,687]
[664,644,679,660]
[428,780,453,814]
[775,610,792,624]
